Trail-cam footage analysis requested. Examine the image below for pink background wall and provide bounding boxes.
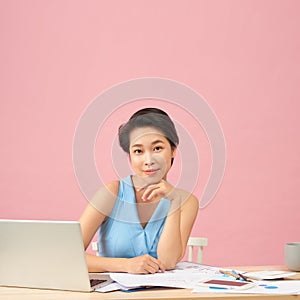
[1,0,299,266]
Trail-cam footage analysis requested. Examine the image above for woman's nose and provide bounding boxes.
[144,152,154,166]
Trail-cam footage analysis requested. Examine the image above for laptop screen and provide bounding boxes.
[0,219,105,291]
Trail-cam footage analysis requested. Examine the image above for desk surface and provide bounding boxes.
[0,266,299,300]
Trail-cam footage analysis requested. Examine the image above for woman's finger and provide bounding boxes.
[145,257,160,273]
[145,189,164,201]
[142,186,160,201]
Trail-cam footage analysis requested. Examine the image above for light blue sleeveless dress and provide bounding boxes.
[98,176,170,258]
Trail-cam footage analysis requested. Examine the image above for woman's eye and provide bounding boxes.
[133,149,142,154]
[154,146,162,151]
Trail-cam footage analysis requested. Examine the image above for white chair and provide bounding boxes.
[91,240,100,256]
[187,237,208,264]
[92,236,208,264]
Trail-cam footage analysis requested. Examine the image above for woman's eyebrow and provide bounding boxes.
[131,139,165,148]
[131,143,143,148]
[151,139,165,145]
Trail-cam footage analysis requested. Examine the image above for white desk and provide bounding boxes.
[0,266,299,300]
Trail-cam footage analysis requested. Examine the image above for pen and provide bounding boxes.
[237,273,253,282]
[209,286,229,290]
[219,270,253,282]
[232,270,253,282]
[219,270,240,280]
[231,270,240,277]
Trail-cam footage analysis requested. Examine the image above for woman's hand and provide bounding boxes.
[124,254,166,274]
[139,180,176,202]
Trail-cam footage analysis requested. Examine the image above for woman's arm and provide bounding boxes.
[86,253,165,273]
[157,192,199,269]
[141,181,199,270]
[79,181,119,250]
[156,199,182,269]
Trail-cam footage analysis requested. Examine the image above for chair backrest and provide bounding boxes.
[92,236,208,264]
[187,237,208,264]
[91,240,100,256]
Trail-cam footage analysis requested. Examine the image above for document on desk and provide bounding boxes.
[107,262,219,289]
[95,282,140,293]
[95,262,300,294]
[193,280,300,295]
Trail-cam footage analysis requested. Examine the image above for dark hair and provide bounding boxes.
[118,108,179,163]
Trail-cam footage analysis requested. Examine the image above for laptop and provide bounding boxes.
[0,219,113,292]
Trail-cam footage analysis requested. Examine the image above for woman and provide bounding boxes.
[79,108,198,274]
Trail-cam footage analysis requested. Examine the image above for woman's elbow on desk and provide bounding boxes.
[158,252,181,271]
[163,260,178,271]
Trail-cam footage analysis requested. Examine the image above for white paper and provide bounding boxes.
[94,261,300,295]
[244,270,297,280]
[109,262,219,289]
[95,282,140,293]
[193,280,300,295]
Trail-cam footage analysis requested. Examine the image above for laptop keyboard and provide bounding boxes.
[90,279,107,287]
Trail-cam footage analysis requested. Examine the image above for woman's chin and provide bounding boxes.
[136,173,163,186]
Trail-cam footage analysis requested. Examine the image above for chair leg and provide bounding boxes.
[197,246,203,264]
[188,246,193,262]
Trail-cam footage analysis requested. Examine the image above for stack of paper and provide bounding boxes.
[96,262,219,292]
[243,270,296,280]
[193,280,300,295]
[94,261,300,295]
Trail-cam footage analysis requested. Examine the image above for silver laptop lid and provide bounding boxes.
[0,219,93,292]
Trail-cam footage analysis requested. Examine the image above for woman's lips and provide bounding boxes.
[143,169,159,175]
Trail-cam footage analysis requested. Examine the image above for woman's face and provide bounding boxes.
[129,126,176,185]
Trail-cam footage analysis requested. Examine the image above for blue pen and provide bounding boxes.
[232,270,253,282]
[220,269,240,280]
[231,270,249,282]
[209,286,229,290]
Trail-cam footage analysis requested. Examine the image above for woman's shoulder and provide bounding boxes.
[177,189,199,210]
[105,180,120,196]
[89,180,120,216]
[97,175,132,198]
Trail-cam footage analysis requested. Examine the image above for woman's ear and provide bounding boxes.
[171,147,177,158]
[170,147,177,166]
